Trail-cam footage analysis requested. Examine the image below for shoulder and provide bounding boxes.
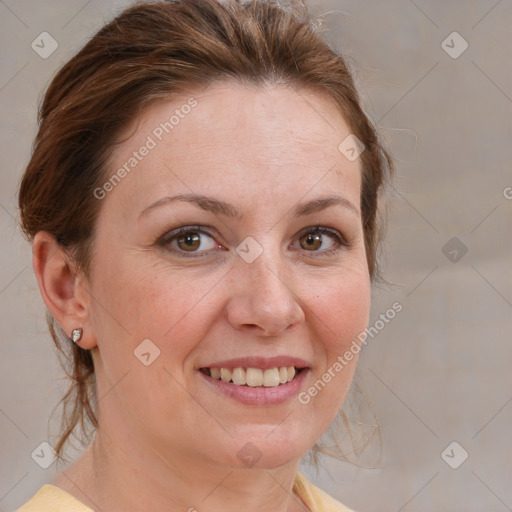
[18,475,353,512]
[293,472,356,512]
[16,484,93,512]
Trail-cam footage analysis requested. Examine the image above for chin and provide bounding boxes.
[215,428,314,471]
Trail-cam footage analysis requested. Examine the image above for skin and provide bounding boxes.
[33,81,371,512]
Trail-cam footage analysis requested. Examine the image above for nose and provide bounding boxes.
[226,251,305,337]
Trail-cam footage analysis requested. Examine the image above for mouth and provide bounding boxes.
[197,356,311,405]
[199,366,305,387]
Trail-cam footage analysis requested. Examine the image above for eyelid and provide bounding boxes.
[291,225,349,256]
[157,225,225,258]
[157,225,218,244]
[294,225,347,245]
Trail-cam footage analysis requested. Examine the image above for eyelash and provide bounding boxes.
[157,225,349,259]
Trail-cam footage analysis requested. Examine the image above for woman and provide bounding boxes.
[16,0,393,510]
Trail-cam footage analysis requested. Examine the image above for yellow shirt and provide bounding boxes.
[16,471,354,511]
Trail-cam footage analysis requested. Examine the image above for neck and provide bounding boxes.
[52,426,306,512]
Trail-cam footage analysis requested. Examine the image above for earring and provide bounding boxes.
[71,328,83,345]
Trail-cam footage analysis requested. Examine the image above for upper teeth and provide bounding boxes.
[209,367,296,387]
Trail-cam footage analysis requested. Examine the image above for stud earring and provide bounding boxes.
[71,328,83,345]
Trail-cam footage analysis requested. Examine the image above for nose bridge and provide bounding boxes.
[226,240,305,336]
[249,248,289,300]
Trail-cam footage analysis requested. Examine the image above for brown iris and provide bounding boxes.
[300,233,322,251]
[177,232,201,251]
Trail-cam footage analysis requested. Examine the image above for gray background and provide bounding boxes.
[1,1,511,511]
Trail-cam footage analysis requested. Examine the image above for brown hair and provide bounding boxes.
[18,0,393,462]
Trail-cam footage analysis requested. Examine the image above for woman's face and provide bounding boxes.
[84,82,371,469]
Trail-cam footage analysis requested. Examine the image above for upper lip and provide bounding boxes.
[199,356,310,370]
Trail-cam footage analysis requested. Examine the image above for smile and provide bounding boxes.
[200,366,303,387]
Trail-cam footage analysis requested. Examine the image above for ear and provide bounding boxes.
[32,231,97,350]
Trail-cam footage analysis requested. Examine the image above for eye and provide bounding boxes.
[157,225,348,259]
[159,226,223,257]
[293,226,347,255]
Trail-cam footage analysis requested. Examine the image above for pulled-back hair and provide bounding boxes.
[18,0,393,461]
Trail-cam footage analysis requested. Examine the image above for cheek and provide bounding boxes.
[91,242,371,366]
[301,264,371,429]
[309,264,371,353]
[88,256,229,420]
[91,252,228,354]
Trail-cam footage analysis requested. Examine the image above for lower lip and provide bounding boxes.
[199,369,310,406]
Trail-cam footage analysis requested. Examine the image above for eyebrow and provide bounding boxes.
[139,193,360,219]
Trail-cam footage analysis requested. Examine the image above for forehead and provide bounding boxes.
[104,81,362,215]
